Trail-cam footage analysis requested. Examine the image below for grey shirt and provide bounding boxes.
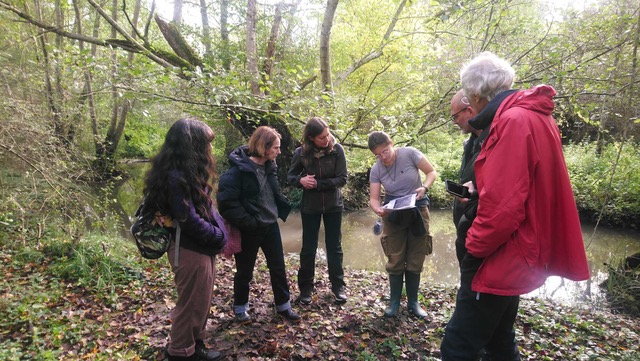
[370,147,424,198]
[253,163,278,225]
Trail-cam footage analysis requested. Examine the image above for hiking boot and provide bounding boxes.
[195,340,222,361]
[332,286,348,304]
[277,308,301,323]
[234,311,251,325]
[298,289,313,305]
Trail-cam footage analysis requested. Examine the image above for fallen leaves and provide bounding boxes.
[1,249,639,360]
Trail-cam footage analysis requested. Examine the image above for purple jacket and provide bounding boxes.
[168,170,226,256]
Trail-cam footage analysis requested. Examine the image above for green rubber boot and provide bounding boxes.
[405,271,428,319]
[384,273,404,317]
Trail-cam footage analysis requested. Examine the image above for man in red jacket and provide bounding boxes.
[440,52,590,361]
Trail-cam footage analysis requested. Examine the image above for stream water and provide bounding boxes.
[113,164,640,307]
[277,209,640,307]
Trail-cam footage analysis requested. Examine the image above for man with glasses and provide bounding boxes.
[449,90,481,266]
[440,52,589,360]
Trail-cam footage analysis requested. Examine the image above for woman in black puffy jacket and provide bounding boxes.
[217,126,300,325]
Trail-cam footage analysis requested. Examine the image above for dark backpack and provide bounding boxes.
[130,198,182,265]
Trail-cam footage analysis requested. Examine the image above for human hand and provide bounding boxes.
[463,181,476,194]
[374,207,388,217]
[457,181,476,203]
[415,186,428,200]
[301,174,317,189]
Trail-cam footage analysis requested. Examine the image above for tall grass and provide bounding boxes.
[601,253,640,316]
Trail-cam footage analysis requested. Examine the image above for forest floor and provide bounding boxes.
[2,251,639,360]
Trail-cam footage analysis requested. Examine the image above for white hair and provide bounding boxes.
[460,52,515,101]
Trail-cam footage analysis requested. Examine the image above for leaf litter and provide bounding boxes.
[1,251,639,360]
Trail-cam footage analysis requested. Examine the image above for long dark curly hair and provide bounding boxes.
[143,117,217,220]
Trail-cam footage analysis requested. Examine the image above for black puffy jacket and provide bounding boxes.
[217,146,291,229]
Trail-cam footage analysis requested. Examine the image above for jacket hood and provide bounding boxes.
[228,145,277,173]
[469,85,556,131]
[468,89,517,130]
[228,145,255,173]
[507,84,556,117]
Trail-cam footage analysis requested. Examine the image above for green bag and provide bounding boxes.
[130,198,182,265]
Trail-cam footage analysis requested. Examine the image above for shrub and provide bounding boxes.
[601,253,640,316]
[565,142,640,228]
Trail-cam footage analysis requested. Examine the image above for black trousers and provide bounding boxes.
[298,211,345,292]
[441,254,521,361]
[233,222,291,311]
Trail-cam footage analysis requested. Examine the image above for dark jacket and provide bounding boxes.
[452,129,488,256]
[217,146,291,229]
[167,170,226,256]
[287,143,347,214]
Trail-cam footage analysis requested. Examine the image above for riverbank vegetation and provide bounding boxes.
[1,235,639,360]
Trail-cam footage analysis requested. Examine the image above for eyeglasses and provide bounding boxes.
[374,146,392,158]
[450,107,468,122]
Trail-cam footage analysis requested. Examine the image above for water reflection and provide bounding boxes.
[279,209,640,307]
[115,163,640,307]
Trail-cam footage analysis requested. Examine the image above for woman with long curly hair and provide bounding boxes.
[143,118,226,361]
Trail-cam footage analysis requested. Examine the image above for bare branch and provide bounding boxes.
[334,0,407,87]
[0,0,177,69]
[85,0,174,68]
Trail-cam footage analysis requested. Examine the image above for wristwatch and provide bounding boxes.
[421,186,428,193]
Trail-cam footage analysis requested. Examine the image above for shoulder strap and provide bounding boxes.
[174,223,182,267]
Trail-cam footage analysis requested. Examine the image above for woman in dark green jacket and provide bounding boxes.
[287,117,348,305]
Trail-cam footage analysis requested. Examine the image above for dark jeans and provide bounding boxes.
[441,255,521,361]
[233,222,291,312]
[298,211,345,292]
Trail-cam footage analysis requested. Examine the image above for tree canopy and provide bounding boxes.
[1,0,639,235]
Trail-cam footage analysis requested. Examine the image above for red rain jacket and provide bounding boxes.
[467,85,590,296]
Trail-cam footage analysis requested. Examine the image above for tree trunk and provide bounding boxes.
[34,0,63,146]
[104,0,142,175]
[155,16,204,68]
[220,0,230,71]
[53,0,71,146]
[173,0,183,25]
[320,0,338,98]
[88,6,101,158]
[199,0,213,61]
[276,0,303,64]
[262,3,283,96]
[94,0,130,177]
[247,0,260,95]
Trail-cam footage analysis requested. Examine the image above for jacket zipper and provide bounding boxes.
[317,158,325,212]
